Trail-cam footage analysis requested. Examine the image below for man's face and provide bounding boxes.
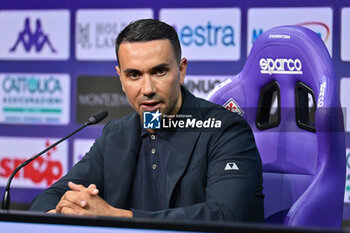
[116,39,187,118]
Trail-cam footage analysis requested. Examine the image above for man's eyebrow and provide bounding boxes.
[123,68,140,74]
[123,63,170,74]
[150,63,170,72]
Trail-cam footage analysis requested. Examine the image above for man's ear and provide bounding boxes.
[179,58,187,85]
[115,66,125,93]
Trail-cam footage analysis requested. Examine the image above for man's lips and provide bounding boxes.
[140,101,161,112]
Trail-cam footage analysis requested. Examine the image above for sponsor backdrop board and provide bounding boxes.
[0,0,350,221]
[0,73,70,125]
[346,148,350,203]
[183,75,229,99]
[160,8,241,61]
[0,137,68,188]
[341,8,350,61]
[76,76,133,124]
[0,10,70,60]
[341,78,350,132]
[76,9,153,61]
[247,7,333,56]
[73,139,95,165]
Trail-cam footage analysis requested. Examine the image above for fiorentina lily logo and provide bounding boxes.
[223,98,244,115]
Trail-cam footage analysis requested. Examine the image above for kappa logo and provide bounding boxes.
[223,98,244,115]
[224,162,239,170]
[143,110,161,129]
[10,17,57,53]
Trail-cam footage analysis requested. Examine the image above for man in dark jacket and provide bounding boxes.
[31,19,264,222]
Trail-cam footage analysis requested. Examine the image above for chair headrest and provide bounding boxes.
[241,25,336,108]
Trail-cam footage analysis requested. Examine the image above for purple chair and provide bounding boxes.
[208,26,346,228]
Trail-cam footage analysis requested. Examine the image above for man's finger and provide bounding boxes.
[58,201,88,215]
[61,207,79,215]
[68,181,99,195]
[60,190,88,208]
[86,184,99,195]
[68,181,86,191]
[57,199,86,213]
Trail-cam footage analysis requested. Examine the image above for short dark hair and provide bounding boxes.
[115,19,181,63]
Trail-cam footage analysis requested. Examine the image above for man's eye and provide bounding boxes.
[128,73,139,79]
[155,69,167,76]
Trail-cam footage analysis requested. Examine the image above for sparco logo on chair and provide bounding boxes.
[260,58,303,75]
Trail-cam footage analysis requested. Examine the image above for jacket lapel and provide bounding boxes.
[165,87,202,207]
[106,113,141,208]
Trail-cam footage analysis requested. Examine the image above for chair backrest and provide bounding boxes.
[207,25,346,228]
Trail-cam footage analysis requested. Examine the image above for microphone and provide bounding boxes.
[1,110,108,210]
[85,109,108,126]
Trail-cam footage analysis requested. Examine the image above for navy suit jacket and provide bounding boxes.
[31,87,264,222]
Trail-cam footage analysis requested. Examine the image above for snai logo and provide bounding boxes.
[0,137,68,188]
[0,151,62,186]
[260,58,303,75]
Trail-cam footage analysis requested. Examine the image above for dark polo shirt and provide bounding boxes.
[131,128,173,211]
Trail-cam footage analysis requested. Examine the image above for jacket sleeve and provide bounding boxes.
[133,114,264,222]
[30,127,107,212]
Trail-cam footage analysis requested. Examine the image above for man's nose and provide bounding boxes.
[141,75,156,97]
